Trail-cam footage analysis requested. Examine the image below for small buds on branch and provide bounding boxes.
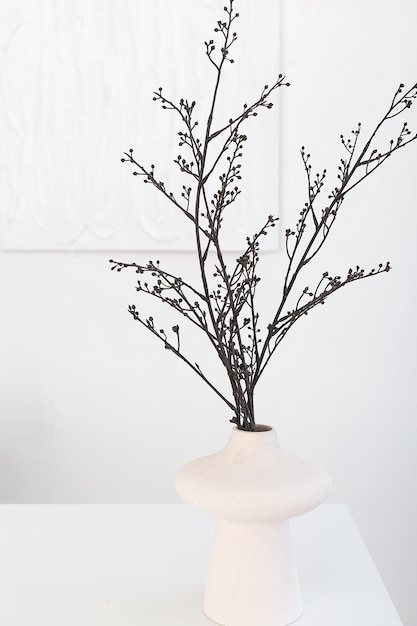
[111,0,416,431]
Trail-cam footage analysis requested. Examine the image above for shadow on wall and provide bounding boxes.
[0,410,56,502]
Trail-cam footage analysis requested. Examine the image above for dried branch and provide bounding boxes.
[111,0,416,430]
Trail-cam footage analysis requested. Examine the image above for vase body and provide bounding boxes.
[175,425,331,626]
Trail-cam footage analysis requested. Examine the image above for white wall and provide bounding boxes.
[1,0,416,624]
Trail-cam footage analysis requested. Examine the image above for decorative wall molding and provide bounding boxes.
[0,0,280,250]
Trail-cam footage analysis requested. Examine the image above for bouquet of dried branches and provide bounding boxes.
[111,0,417,430]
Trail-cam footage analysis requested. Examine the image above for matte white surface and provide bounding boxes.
[0,504,402,625]
[176,426,331,625]
[176,426,331,521]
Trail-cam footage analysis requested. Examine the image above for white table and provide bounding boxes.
[0,504,402,625]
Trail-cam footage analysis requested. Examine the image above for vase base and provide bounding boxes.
[202,519,302,626]
[203,606,303,626]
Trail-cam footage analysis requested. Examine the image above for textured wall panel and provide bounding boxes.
[0,0,280,250]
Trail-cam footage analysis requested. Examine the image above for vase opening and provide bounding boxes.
[253,424,272,432]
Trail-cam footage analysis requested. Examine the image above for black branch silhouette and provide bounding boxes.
[110,0,417,430]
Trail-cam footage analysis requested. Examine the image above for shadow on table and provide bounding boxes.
[137,589,214,625]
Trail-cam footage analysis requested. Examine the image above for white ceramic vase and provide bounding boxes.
[175,424,332,626]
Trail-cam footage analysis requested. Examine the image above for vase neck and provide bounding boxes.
[224,425,281,463]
